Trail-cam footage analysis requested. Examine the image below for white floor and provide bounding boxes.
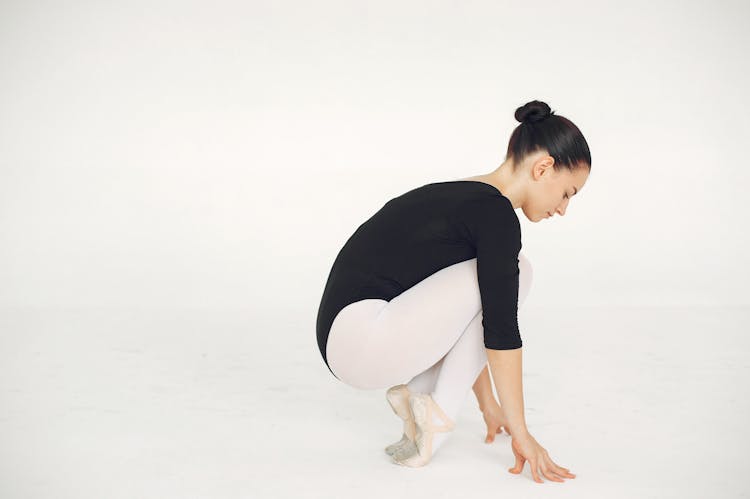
[0,304,747,499]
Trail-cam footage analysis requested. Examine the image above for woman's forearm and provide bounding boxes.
[472,364,496,412]
[486,347,530,437]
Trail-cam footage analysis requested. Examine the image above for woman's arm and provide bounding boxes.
[474,361,515,442]
[486,347,530,438]
[472,363,496,412]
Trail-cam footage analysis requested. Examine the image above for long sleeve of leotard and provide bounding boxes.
[459,195,523,350]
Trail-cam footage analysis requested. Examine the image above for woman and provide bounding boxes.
[315,99,589,482]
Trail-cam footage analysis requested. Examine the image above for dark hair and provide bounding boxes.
[506,100,591,172]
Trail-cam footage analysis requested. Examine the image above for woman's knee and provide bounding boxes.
[518,252,533,282]
[517,252,533,306]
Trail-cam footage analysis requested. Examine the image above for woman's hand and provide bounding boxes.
[480,402,512,443]
[509,432,576,483]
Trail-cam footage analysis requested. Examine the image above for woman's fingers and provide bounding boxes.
[545,456,576,480]
[509,459,522,474]
[509,436,575,484]
[486,425,501,443]
[555,466,576,478]
[540,460,564,482]
[509,451,525,474]
[547,457,576,478]
[531,455,574,484]
[529,458,543,483]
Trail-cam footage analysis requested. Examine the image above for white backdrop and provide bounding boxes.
[1,1,748,311]
[1,1,748,498]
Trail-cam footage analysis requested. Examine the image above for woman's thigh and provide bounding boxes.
[327,252,532,390]
[326,298,389,387]
[327,258,482,389]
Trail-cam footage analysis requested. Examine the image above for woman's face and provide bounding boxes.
[522,156,589,223]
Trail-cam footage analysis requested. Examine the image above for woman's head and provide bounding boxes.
[505,100,591,222]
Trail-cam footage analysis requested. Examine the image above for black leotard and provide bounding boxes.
[316,180,523,378]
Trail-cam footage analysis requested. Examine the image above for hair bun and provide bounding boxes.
[514,100,554,124]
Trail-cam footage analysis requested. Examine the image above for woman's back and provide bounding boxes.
[316,180,523,373]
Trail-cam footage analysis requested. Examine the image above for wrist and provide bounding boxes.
[478,397,498,412]
[511,425,531,439]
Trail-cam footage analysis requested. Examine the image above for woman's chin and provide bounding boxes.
[521,207,547,223]
[525,213,544,223]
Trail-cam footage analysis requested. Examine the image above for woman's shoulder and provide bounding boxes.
[448,181,519,234]
[450,179,514,211]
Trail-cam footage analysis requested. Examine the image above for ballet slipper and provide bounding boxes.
[393,393,455,467]
[384,384,417,456]
[391,435,418,462]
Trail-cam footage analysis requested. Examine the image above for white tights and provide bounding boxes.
[326,254,532,427]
